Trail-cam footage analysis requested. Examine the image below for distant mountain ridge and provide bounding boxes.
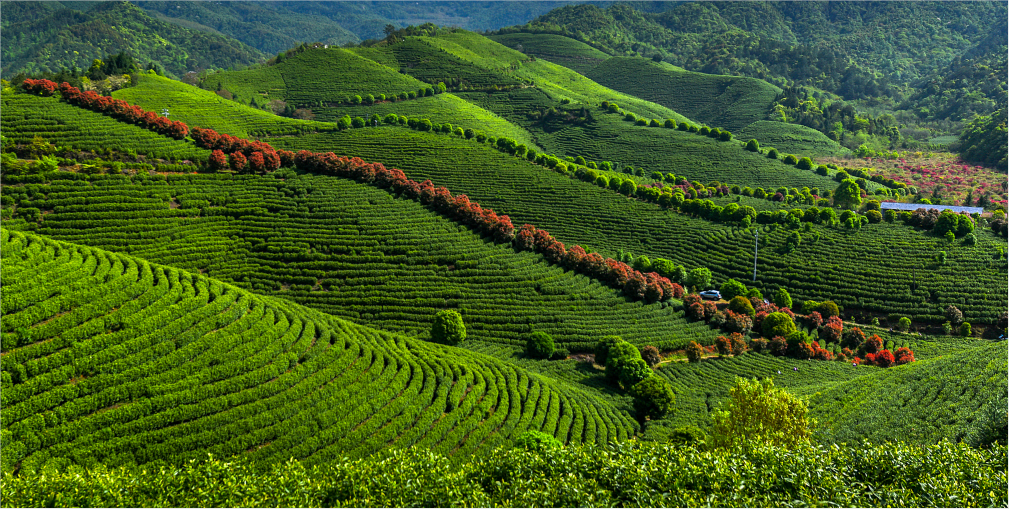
[0,1,265,78]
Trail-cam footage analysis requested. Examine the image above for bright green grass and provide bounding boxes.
[488,33,610,74]
[0,92,210,162]
[0,228,639,473]
[112,74,335,138]
[201,47,427,108]
[585,57,782,133]
[489,33,611,60]
[2,172,718,353]
[351,38,524,90]
[739,120,852,159]
[314,93,541,151]
[200,64,286,108]
[262,126,1007,324]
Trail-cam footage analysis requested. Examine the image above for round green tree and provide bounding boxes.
[720,279,748,301]
[594,335,623,366]
[630,376,676,421]
[431,309,466,345]
[526,331,555,359]
[834,179,863,210]
[773,287,792,309]
[762,312,796,338]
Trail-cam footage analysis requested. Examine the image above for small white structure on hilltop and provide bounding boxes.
[880,202,984,215]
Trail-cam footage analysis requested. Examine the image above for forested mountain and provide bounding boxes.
[133,1,584,55]
[0,1,265,78]
[496,2,1006,111]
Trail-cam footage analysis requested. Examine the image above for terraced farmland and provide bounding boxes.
[264,126,1007,324]
[585,57,782,133]
[649,339,1006,445]
[1,172,718,352]
[0,228,640,473]
[0,93,210,162]
[353,38,524,90]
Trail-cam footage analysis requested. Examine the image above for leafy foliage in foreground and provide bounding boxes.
[3,441,1005,508]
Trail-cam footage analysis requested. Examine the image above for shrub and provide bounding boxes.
[431,309,466,345]
[618,358,652,389]
[710,377,813,449]
[728,296,755,317]
[960,322,972,337]
[685,341,705,363]
[594,335,623,366]
[862,334,882,354]
[769,336,788,356]
[630,376,676,421]
[897,316,912,332]
[822,316,843,343]
[875,349,895,368]
[773,287,792,309]
[686,267,712,289]
[894,347,915,365]
[762,312,796,338]
[730,333,747,356]
[841,326,866,350]
[745,139,760,152]
[945,305,964,326]
[796,157,814,170]
[750,337,768,353]
[783,154,798,165]
[208,150,228,172]
[817,301,840,318]
[806,311,823,328]
[514,430,563,451]
[605,340,642,383]
[714,335,732,357]
[526,331,555,359]
[720,279,748,301]
[640,345,662,367]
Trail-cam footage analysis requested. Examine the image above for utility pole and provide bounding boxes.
[752,230,759,282]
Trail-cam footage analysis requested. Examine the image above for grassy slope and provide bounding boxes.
[2,172,717,353]
[201,47,428,108]
[113,74,335,138]
[0,228,639,473]
[738,121,852,159]
[314,93,542,152]
[0,92,210,162]
[488,33,611,75]
[585,57,781,133]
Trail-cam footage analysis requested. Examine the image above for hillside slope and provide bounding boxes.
[0,228,639,473]
[584,57,781,133]
[1,171,717,352]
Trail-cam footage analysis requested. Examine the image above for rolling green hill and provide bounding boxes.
[737,121,852,158]
[200,46,428,109]
[584,56,781,133]
[0,2,264,79]
[489,33,610,74]
[0,228,639,473]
